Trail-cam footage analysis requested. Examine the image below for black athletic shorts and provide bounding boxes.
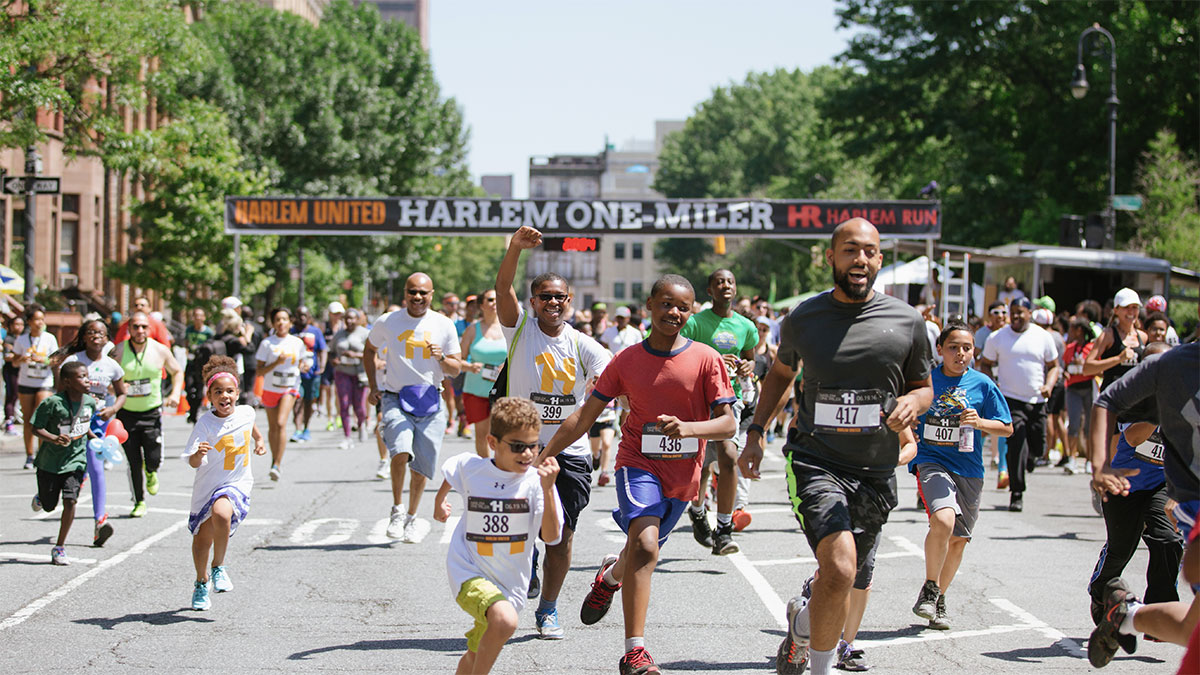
[547,453,592,534]
[588,418,615,439]
[37,468,85,512]
[785,451,897,571]
[1046,379,1066,415]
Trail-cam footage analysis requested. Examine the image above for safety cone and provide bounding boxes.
[175,396,190,416]
[254,375,264,399]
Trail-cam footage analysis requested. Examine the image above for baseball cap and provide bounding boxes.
[1146,295,1167,312]
[1032,308,1053,326]
[614,306,631,318]
[1114,288,1141,308]
[592,302,607,311]
[221,296,242,310]
[328,301,345,314]
[1034,295,1056,313]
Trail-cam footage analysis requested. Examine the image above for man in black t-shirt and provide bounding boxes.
[741,218,933,675]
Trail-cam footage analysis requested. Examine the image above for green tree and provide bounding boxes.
[830,0,1199,247]
[103,100,275,308]
[1132,129,1200,271]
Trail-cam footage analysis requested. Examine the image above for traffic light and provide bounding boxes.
[714,236,726,255]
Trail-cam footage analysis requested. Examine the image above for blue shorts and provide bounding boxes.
[1174,499,1199,542]
[611,466,689,547]
[380,391,447,479]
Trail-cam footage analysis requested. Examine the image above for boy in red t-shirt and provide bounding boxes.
[539,274,737,674]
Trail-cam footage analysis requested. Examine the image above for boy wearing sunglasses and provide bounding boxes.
[434,397,563,675]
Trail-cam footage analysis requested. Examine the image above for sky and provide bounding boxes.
[428,0,857,199]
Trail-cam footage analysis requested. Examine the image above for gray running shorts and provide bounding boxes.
[916,462,983,539]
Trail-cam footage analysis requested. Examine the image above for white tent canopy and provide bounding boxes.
[875,255,984,317]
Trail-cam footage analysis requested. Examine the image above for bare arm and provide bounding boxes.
[1122,421,1157,447]
[433,480,453,522]
[364,339,380,405]
[496,226,543,328]
[538,395,607,462]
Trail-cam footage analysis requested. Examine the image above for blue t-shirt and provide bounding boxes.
[914,367,1011,478]
[292,324,327,378]
[1111,424,1166,492]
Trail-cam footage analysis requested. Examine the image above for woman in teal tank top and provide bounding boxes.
[458,290,507,457]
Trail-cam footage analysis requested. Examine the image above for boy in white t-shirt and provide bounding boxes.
[434,397,563,675]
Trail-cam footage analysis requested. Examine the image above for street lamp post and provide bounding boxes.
[1069,23,1118,249]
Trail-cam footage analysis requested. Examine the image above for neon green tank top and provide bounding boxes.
[120,343,163,412]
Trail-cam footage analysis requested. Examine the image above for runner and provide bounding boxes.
[599,307,643,354]
[254,308,309,482]
[494,226,611,639]
[459,289,507,458]
[681,268,758,554]
[182,356,267,611]
[738,218,933,675]
[290,306,328,443]
[432,397,563,674]
[11,306,58,469]
[1087,335,1199,665]
[1062,317,1096,475]
[56,319,128,546]
[910,321,1012,632]
[329,308,370,450]
[364,273,462,543]
[440,292,466,437]
[321,301,345,431]
[111,312,183,517]
[548,273,736,674]
[3,313,25,434]
[1084,288,1147,395]
[184,308,214,358]
[113,296,173,347]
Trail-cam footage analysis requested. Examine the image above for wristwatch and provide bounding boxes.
[747,423,765,437]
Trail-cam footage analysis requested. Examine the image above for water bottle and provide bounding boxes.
[958,423,975,452]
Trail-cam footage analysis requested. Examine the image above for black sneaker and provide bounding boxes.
[776,593,810,675]
[619,646,661,674]
[1008,493,1023,512]
[1088,578,1138,668]
[929,594,950,630]
[93,519,114,548]
[712,523,739,555]
[580,554,620,625]
[912,579,940,620]
[688,506,714,548]
[527,547,541,599]
[835,639,869,671]
[1090,597,1104,625]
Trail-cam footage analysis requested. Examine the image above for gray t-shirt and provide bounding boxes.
[777,291,933,477]
[330,326,370,376]
[1095,343,1199,503]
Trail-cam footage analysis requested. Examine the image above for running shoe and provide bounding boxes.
[337,439,352,450]
[776,591,811,675]
[94,517,114,547]
[731,508,752,532]
[1088,578,1138,667]
[401,514,419,543]
[597,471,611,487]
[996,471,1009,490]
[103,460,113,471]
[534,607,565,640]
[375,459,389,480]
[191,580,211,611]
[1090,597,1104,625]
[765,430,775,444]
[912,579,940,620]
[687,506,714,548]
[929,594,950,631]
[31,494,42,512]
[358,424,368,443]
[290,430,304,443]
[146,471,159,496]
[1008,493,1023,512]
[835,639,869,671]
[23,455,34,470]
[1091,487,1104,516]
[618,647,661,675]
[580,553,620,625]
[300,429,312,442]
[325,420,338,432]
[51,546,70,566]
[528,548,541,599]
[386,505,406,539]
[711,523,739,555]
[130,501,147,517]
[269,465,282,482]
[211,565,233,592]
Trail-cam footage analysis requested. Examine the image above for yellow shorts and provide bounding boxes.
[456,577,506,652]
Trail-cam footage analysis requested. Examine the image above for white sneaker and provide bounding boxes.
[269,465,281,482]
[401,514,419,543]
[337,439,352,450]
[386,505,406,539]
[358,424,368,443]
[375,459,390,480]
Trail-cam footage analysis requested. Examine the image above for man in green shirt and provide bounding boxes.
[31,361,100,566]
[680,269,759,555]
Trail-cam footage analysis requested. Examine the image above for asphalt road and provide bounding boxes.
[0,409,1190,673]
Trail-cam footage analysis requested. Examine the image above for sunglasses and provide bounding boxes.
[483,297,496,303]
[502,439,542,454]
[535,293,569,303]
[990,310,1008,316]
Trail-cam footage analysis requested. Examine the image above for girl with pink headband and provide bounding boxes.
[182,356,266,611]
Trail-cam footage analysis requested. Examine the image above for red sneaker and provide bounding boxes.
[580,554,620,625]
[619,646,661,675]
[731,508,752,532]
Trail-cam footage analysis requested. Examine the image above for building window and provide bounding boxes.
[632,242,644,260]
[559,180,570,198]
[62,193,80,215]
[532,180,546,199]
[631,282,644,300]
[577,252,598,284]
[613,282,625,299]
[614,243,625,259]
[59,220,78,276]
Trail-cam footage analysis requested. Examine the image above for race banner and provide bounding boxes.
[225,197,940,238]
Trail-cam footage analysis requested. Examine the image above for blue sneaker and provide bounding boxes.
[289,430,304,443]
[211,566,233,592]
[192,580,211,611]
[535,607,565,640]
[300,429,312,442]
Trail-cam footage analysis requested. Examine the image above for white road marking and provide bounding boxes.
[288,518,358,546]
[368,517,394,545]
[888,534,926,557]
[439,516,460,544]
[726,551,788,629]
[240,518,281,526]
[0,520,187,632]
[0,551,98,565]
[989,597,1087,658]
[751,550,920,567]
